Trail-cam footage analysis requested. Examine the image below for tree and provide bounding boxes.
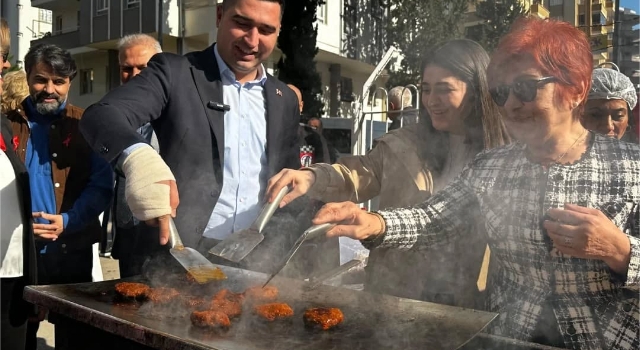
[386,0,469,87]
[465,0,527,53]
[277,0,325,119]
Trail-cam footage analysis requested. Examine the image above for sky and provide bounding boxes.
[620,0,639,13]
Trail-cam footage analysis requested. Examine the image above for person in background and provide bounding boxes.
[311,18,640,349]
[5,44,113,350]
[0,17,38,350]
[308,117,340,163]
[288,83,330,165]
[582,68,638,142]
[386,86,419,131]
[110,33,162,278]
[1,70,29,114]
[268,39,511,307]
[79,0,309,272]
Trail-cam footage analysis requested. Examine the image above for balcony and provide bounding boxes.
[31,28,80,50]
[530,3,549,19]
[32,0,79,11]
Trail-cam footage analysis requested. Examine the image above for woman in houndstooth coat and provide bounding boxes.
[310,18,640,350]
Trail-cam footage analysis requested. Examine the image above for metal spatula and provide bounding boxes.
[263,223,336,287]
[208,186,289,263]
[168,217,224,284]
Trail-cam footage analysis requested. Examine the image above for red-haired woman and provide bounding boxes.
[308,17,640,349]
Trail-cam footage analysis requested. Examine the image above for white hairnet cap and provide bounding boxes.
[589,68,637,110]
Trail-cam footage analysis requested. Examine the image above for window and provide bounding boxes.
[339,77,354,102]
[95,0,108,16]
[579,14,585,26]
[549,0,563,6]
[593,13,606,25]
[38,9,52,24]
[80,69,93,95]
[127,0,140,9]
[317,3,327,24]
[55,16,63,34]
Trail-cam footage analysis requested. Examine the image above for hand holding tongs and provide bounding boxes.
[262,223,335,287]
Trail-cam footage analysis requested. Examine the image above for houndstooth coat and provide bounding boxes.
[374,133,640,350]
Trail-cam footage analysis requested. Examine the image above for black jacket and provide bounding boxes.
[80,44,311,269]
[0,114,37,326]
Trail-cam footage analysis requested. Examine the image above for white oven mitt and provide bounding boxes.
[122,145,176,221]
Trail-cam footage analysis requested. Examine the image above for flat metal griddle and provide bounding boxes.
[23,264,497,350]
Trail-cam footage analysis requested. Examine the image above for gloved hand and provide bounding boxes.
[122,145,179,244]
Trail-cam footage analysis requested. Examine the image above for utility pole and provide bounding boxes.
[157,0,164,49]
[612,0,621,66]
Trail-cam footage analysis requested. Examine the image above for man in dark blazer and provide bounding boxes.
[80,0,310,273]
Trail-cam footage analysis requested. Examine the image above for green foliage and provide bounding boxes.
[465,0,527,53]
[277,0,325,119]
[385,0,469,87]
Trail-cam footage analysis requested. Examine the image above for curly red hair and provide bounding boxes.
[487,17,593,109]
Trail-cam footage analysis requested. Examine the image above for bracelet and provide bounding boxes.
[360,213,386,248]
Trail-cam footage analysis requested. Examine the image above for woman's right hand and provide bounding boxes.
[266,169,316,208]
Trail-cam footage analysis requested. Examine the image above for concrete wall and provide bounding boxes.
[3,0,52,67]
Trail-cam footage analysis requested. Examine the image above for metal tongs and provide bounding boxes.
[262,223,336,287]
[303,259,364,290]
[208,186,289,263]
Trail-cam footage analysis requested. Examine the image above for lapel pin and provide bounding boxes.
[276,89,282,96]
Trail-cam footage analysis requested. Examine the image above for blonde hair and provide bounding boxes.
[1,18,9,56]
[2,70,29,113]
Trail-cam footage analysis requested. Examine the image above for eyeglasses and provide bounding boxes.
[490,76,557,107]
[1,52,7,63]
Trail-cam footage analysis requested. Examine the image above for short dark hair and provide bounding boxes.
[222,0,285,14]
[24,44,77,81]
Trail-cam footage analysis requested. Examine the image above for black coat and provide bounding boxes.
[0,114,37,326]
[80,44,311,269]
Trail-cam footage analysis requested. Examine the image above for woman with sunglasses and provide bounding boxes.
[582,68,638,142]
[266,39,510,307]
[308,17,640,350]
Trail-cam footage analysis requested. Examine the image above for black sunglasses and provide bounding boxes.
[1,52,7,63]
[490,76,557,107]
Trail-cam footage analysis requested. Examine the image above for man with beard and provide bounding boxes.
[5,43,113,350]
[79,0,310,272]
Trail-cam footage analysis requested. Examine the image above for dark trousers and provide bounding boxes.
[1,277,28,350]
[112,223,168,278]
[25,248,93,350]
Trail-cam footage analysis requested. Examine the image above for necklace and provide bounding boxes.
[534,129,588,168]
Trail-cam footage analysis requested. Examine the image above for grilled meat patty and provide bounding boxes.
[244,285,278,302]
[254,303,294,321]
[114,282,150,300]
[303,308,344,330]
[190,310,231,329]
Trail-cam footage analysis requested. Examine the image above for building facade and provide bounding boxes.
[464,0,616,66]
[2,0,52,68]
[614,7,639,88]
[29,0,390,118]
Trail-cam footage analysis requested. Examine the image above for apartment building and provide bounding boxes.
[614,7,639,87]
[2,0,52,68]
[29,0,389,118]
[464,0,616,66]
